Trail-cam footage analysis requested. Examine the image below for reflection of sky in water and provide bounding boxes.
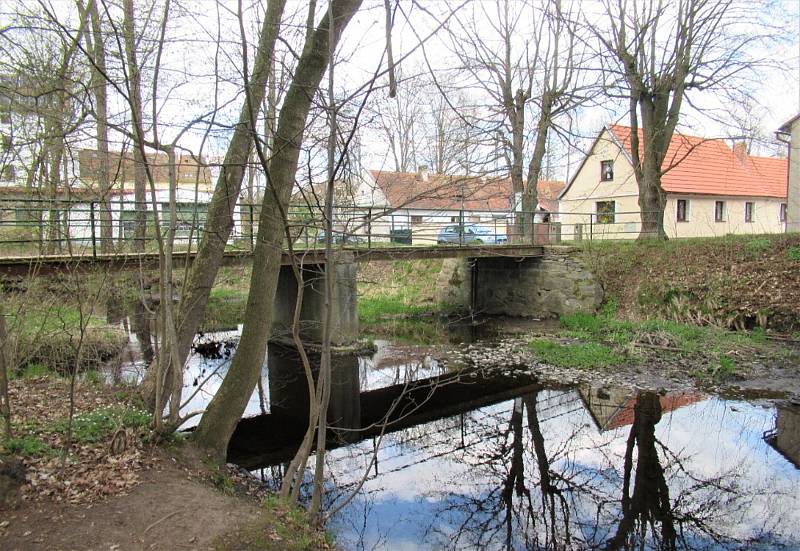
[118,323,799,548]
[313,391,800,551]
[120,332,443,428]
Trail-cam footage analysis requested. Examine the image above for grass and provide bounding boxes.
[690,355,741,383]
[358,296,430,325]
[529,338,625,369]
[357,259,448,342]
[202,287,248,331]
[558,310,770,355]
[11,362,55,380]
[3,434,55,456]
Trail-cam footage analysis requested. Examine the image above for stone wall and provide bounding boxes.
[436,247,603,318]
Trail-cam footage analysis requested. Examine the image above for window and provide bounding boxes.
[596,201,615,224]
[600,160,614,181]
[715,201,726,223]
[410,215,423,225]
[745,202,755,223]
[450,216,459,223]
[780,203,787,223]
[676,199,689,222]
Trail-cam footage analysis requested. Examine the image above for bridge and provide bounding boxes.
[0,243,545,277]
[0,197,602,344]
[0,241,602,346]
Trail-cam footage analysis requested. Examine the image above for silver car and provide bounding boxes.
[437,223,507,245]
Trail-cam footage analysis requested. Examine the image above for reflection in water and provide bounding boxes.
[114,315,799,549]
[250,388,799,550]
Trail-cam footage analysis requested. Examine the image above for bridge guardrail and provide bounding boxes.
[0,196,658,259]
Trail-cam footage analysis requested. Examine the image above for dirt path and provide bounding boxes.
[1,455,261,551]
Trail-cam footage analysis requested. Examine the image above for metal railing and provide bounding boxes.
[0,196,656,259]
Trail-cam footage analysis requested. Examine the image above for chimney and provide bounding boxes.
[417,165,429,182]
[733,141,749,162]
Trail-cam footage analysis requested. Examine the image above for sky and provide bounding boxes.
[5,0,799,184]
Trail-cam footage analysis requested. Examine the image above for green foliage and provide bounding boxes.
[718,355,737,374]
[15,363,54,379]
[691,355,740,383]
[47,406,151,444]
[743,236,772,258]
[82,369,103,386]
[787,246,800,262]
[529,338,624,369]
[207,466,236,496]
[3,435,54,456]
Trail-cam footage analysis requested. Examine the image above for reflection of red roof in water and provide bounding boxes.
[606,391,705,430]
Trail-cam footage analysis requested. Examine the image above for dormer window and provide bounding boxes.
[600,160,614,181]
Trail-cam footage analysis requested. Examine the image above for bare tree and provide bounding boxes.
[451,0,591,242]
[192,0,364,461]
[595,0,772,240]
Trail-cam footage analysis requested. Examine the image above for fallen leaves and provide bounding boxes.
[6,376,158,505]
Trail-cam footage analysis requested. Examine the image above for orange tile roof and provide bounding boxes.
[369,170,564,212]
[608,125,787,199]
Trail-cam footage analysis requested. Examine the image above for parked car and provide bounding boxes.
[436,223,507,245]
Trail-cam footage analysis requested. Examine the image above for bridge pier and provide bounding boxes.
[436,247,603,318]
[271,251,358,346]
[267,343,361,436]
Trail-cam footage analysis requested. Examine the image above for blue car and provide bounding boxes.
[436,223,507,245]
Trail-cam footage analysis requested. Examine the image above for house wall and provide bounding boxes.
[558,128,642,240]
[664,195,786,238]
[787,119,800,233]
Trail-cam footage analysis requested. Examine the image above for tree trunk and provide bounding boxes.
[0,306,12,439]
[139,0,286,411]
[123,0,148,253]
[87,0,113,253]
[192,0,363,460]
[509,91,525,243]
[522,105,550,244]
[635,99,668,240]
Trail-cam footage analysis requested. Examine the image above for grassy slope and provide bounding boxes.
[579,233,800,332]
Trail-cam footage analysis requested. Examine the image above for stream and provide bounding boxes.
[114,319,800,550]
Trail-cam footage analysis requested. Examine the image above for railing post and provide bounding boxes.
[367,207,372,249]
[459,208,464,246]
[89,201,97,258]
[249,203,255,251]
[589,214,593,241]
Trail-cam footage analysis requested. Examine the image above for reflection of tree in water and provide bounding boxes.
[426,390,761,550]
[604,391,676,550]
[599,391,756,550]
[427,390,583,549]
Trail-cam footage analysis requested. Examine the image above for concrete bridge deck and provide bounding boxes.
[0,244,545,277]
